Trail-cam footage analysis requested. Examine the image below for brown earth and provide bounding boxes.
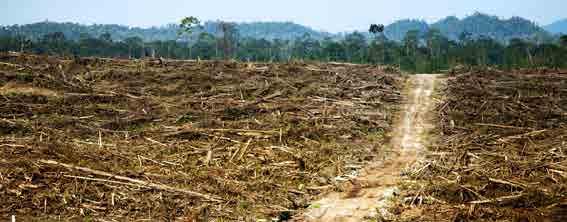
[302,74,442,221]
[401,69,567,221]
[0,53,405,221]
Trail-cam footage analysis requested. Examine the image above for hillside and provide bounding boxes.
[432,13,548,42]
[214,21,331,40]
[379,13,550,42]
[0,21,329,42]
[383,19,429,41]
[0,13,556,43]
[545,19,567,34]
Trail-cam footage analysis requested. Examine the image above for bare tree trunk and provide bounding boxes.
[526,47,534,66]
[215,40,219,59]
[167,44,170,59]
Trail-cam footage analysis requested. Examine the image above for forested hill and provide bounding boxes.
[0,21,329,42]
[210,22,331,40]
[0,13,557,43]
[383,19,429,41]
[384,13,550,42]
[431,13,548,42]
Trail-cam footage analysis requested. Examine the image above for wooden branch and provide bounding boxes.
[64,175,144,188]
[469,194,524,204]
[164,128,277,138]
[40,159,222,202]
[474,123,533,130]
[238,139,253,160]
[488,178,527,189]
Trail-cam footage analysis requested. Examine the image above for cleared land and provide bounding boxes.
[303,74,441,221]
[0,53,403,221]
[3,53,565,222]
[403,69,567,221]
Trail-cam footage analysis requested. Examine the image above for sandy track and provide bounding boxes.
[303,74,441,221]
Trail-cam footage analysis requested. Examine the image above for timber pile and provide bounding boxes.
[406,70,567,221]
[0,53,403,220]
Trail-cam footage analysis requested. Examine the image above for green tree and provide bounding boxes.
[504,38,532,68]
[560,35,567,48]
[14,35,31,53]
[192,32,216,60]
[322,38,346,62]
[458,31,472,44]
[403,30,419,56]
[41,32,67,55]
[124,37,143,58]
[271,38,291,61]
[369,24,386,64]
[178,16,201,59]
[424,28,449,71]
[217,22,239,59]
[179,17,201,36]
[344,32,367,63]
[292,33,321,60]
[99,32,112,43]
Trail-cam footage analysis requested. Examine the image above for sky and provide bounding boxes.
[1,0,566,33]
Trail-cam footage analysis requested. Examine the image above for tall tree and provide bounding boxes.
[42,32,67,54]
[192,32,216,60]
[178,16,202,59]
[322,38,346,62]
[179,17,201,36]
[403,30,420,56]
[344,32,367,63]
[292,33,321,60]
[217,22,239,59]
[560,35,567,48]
[124,37,143,59]
[369,24,386,64]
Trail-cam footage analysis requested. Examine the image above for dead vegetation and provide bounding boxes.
[403,69,567,221]
[0,53,404,221]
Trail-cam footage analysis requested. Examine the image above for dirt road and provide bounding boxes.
[303,74,442,221]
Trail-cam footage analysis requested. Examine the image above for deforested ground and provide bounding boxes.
[0,53,404,221]
[303,74,441,221]
[402,69,567,221]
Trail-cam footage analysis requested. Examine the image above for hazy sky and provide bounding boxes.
[2,0,566,32]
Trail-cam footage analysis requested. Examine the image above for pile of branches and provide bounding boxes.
[410,70,567,221]
[0,53,404,220]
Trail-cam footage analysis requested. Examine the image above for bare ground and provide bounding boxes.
[405,70,567,221]
[302,74,443,221]
[0,53,405,221]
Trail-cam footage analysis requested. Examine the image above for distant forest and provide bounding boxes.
[0,21,330,42]
[1,13,567,73]
[1,13,562,42]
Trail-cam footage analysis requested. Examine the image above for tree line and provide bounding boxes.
[1,20,567,73]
